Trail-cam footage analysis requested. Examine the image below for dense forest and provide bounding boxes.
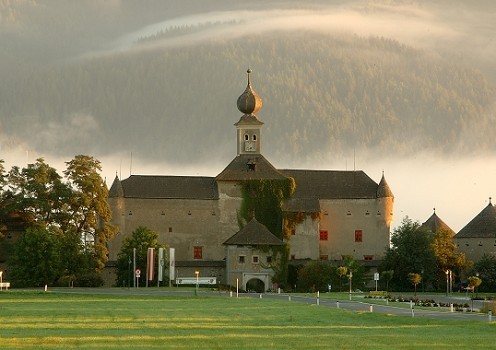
[1,1,495,169]
[1,29,494,166]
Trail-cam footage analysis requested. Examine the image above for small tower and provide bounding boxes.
[235,68,264,155]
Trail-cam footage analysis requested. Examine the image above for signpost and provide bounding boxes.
[374,272,380,291]
[135,269,141,288]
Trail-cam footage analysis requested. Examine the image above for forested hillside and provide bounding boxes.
[1,29,494,166]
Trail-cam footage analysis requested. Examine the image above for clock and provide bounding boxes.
[245,141,256,152]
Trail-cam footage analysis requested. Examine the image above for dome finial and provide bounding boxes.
[237,68,262,115]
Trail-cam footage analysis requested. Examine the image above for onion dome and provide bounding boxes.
[236,68,262,115]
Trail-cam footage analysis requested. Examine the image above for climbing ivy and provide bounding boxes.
[239,178,295,239]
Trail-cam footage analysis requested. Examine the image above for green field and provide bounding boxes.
[0,291,494,349]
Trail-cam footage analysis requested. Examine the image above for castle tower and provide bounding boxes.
[235,68,264,155]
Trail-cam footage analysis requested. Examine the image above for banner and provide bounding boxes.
[158,248,164,282]
[169,248,175,281]
[147,248,155,281]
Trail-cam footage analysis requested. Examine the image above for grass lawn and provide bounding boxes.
[0,291,494,349]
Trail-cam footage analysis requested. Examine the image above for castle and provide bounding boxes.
[107,70,394,291]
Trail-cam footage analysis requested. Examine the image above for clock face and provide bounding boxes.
[245,141,256,151]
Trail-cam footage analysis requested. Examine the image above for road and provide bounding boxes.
[45,287,493,322]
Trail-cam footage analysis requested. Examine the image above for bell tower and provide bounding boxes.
[235,69,264,155]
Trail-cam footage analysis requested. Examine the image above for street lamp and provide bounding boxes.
[195,270,199,296]
[348,271,353,301]
[128,256,131,289]
[445,270,449,296]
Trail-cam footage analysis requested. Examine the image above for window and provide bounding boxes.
[238,255,245,263]
[193,246,202,259]
[290,254,296,260]
[252,134,257,141]
[364,255,373,261]
[320,255,329,260]
[319,230,328,241]
[266,256,272,264]
[354,230,363,242]
[252,256,259,264]
[244,134,249,141]
[168,227,172,233]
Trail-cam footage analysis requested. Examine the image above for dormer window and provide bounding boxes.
[247,160,257,171]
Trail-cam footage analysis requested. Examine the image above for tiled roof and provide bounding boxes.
[113,175,218,199]
[421,211,455,236]
[377,174,394,198]
[456,203,496,238]
[282,198,320,213]
[223,218,283,246]
[280,169,379,199]
[108,175,124,197]
[216,154,288,181]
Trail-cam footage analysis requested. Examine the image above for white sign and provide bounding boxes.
[176,277,217,285]
[374,272,380,281]
[135,269,141,278]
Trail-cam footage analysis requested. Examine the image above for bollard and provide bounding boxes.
[369,305,373,313]
[450,304,454,313]
[489,311,492,322]
[336,301,340,309]
[278,288,281,294]
[44,285,47,292]
[317,298,320,306]
[288,295,291,302]
[260,294,262,299]
[411,307,415,318]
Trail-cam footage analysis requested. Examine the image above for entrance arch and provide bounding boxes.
[242,273,270,292]
[246,278,265,293]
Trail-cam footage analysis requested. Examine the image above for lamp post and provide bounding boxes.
[195,270,199,296]
[476,272,479,298]
[445,270,449,296]
[421,269,424,294]
[348,271,353,301]
[128,256,131,289]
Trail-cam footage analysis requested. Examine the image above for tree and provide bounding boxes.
[432,228,470,287]
[471,254,496,292]
[3,156,115,286]
[115,226,166,287]
[408,273,422,297]
[3,158,71,230]
[63,155,118,271]
[379,217,436,291]
[381,270,394,292]
[10,227,61,287]
[337,266,348,292]
[297,260,334,292]
[467,275,482,296]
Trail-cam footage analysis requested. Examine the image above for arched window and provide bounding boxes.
[244,134,249,141]
[252,134,257,141]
